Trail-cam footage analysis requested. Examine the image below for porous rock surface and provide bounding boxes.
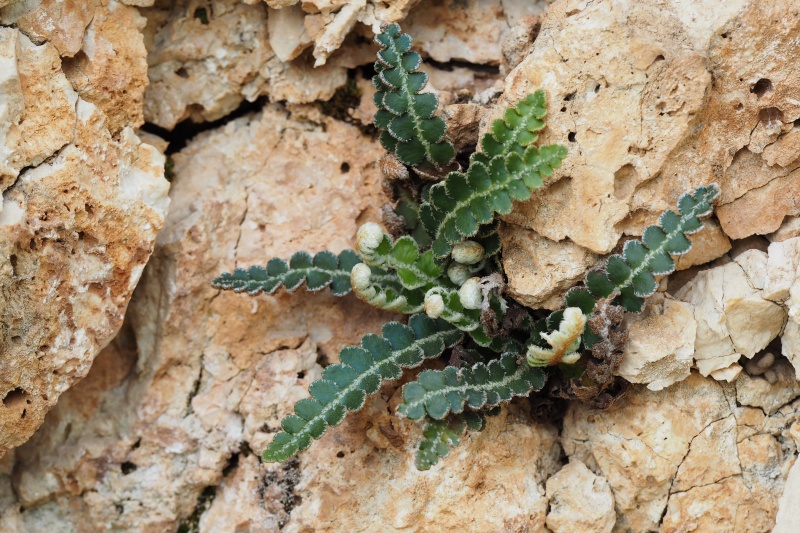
[2,0,800,531]
[500,0,800,307]
[0,105,562,532]
[0,2,169,458]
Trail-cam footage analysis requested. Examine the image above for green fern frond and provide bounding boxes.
[416,411,485,471]
[420,143,567,259]
[397,354,546,420]
[478,91,548,160]
[394,191,432,248]
[212,250,361,296]
[373,23,455,169]
[351,263,426,313]
[263,315,463,462]
[356,223,444,290]
[566,183,720,314]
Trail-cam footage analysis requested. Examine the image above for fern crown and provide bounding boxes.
[212,22,721,470]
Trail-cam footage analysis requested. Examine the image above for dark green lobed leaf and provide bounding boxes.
[212,250,360,297]
[262,315,463,463]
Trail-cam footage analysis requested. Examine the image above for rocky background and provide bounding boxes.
[1,0,799,531]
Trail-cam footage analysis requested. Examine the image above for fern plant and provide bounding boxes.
[373,23,455,172]
[212,23,721,469]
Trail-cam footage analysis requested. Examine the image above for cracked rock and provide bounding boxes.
[497,0,800,306]
[0,18,169,458]
[545,460,615,533]
[563,373,800,532]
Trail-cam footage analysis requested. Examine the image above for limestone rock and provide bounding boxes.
[675,258,785,376]
[61,1,149,134]
[284,402,559,532]
[0,11,169,459]
[14,0,101,57]
[736,361,800,416]
[500,225,598,310]
[403,0,550,65]
[141,0,352,129]
[0,96,169,457]
[764,237,800,302]
[775,453,800,533]
[495,0,800,260]
[562,374,800,532]
[545,460,615,533]
[771,216,800,243]
[674,219,732,271]
[0,29,77,193]
[617,294,696,391]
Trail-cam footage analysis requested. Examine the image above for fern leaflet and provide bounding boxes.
[263,315,463,462]
[350,263,426,313]
[213,250,360,296]
[356,222,444,290]
[478,91,548,160]
[373,23,455,169]
[420,144,567,259]
[397,354,546,420]
[416,411,486,470]
[565,183,720,314]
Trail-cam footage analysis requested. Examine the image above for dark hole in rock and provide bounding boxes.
[750,78,774,98]
[121,462,138,475]
[3,388,30,409]
[340,162,350,173]
[567,132,577,142]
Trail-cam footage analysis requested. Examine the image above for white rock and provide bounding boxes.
[774,455,800,533]
[618,295,696,391]
[675,261,785,375]
[764,237,800,302]
[545,460,616,533]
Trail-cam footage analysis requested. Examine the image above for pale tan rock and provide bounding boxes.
[142,0,348,129]
[672,415,740,493]
[284,403,559,532]
[404,0,549,65]
[63,1,149,134]
[562,375,732,531]
[674,219,732,271]
[771,216,800,243]
[675,260,786,375]
[500,224,598,310]
[709,364,742,382]
[545,460,615,533]
[310,0,365,67]
[15,0,101,57]
[267,4,311,62]
[0,97,169,457]
[496,0,800,256]
[0,30,77,193]
[662,476,777,533]
[733,248,769,290]
[783,320,800,380]
[501,14,541,73]
[764,237,800,302]
[736,362,800,416]
[775,455,800,533]
[563,374,799,533]
[618,294,696,391]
